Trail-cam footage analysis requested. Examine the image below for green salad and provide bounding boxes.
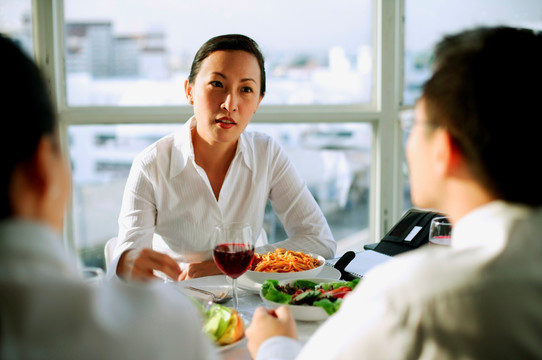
[261,278,360,315]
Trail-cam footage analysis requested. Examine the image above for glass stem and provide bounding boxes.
[232,277,239,309]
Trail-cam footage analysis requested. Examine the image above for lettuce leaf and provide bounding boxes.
[318,278,360,291]
[262,279,292,304]
[202,304,232,341]
[293,279,318,289]
[313,298,343,315]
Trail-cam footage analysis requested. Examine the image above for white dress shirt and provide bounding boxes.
[257,201,542,359]
[0,219,218,360]
[112,117,335,272]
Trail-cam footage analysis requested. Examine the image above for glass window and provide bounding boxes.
[403,0,542,107]
[69,123,372,268]
[63,0,373,106]
[0,0,33,57]
[402,0,542,212]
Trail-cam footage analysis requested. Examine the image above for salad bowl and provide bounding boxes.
[259,277,360,321]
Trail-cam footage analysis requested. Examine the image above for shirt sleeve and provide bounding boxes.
[255,336,303,360]
[115,152,157,259]
[258,141,336,259]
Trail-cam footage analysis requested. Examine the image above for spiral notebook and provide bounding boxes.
[326,250,393,279]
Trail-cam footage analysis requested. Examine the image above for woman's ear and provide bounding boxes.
[255,93,265,113]
[184,79,194,105]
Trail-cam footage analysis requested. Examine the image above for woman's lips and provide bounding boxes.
[216,117,236,129]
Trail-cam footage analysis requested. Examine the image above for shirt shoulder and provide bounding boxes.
[358,246,495,309]
[134,133,176,166]
[242,130,281,151]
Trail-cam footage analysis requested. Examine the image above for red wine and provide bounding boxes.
[429,235,452,246]
[213,243,255,279]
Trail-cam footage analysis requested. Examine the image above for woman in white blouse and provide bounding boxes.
[113,34,336,282]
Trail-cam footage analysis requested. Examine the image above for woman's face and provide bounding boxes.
[185,50,264,146]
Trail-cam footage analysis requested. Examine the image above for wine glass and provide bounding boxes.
[429,216,452,247]
[213,222,254,310]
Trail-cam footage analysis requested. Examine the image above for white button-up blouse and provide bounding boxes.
[113,117,336,269]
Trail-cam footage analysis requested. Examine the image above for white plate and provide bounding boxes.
[217,335,245,352]
[260,277,358,321]
[236,264,341,293]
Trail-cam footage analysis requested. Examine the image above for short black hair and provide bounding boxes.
[0,34,57,218]
[188,34,266,96]
[423,26,542,206]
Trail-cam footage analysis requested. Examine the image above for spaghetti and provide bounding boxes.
[250,248,321,273]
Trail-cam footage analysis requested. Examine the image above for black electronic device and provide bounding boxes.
[366,208,443,256]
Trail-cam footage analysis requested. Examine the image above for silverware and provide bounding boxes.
[185,286,231,304]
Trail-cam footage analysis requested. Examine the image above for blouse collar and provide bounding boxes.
[170,116,254,179]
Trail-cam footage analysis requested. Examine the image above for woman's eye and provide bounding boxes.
[241,86,253,93]
[210,80,223,87]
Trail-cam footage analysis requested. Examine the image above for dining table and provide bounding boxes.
[171,264,343,360]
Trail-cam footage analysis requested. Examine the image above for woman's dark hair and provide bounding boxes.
[422,26,542,206]
[188,34,266,96]
[0,34,57,219]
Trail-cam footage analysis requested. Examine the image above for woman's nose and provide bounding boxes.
[221,92,238,112]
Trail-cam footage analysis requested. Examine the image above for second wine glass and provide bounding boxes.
[213,222,254,310]
[429,216,452,247]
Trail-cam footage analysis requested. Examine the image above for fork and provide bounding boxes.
[185,286,231,304]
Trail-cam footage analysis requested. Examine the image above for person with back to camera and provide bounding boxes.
[0,34,218,360]
[111,34,336,282]
[245,26,542,359]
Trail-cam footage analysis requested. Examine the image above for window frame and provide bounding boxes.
[33,0,407,252]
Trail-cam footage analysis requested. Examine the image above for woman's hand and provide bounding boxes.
[117,248,181,281]
[246,306,298,358]
[177,259,223,280]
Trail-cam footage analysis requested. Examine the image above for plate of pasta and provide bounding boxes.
[242,248,326,284]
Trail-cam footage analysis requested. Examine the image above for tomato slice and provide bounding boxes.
[324,286,352,299]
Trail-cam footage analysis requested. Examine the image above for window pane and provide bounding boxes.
[402,0,542,212]
[63,0,373,106]
[403,0,542,106]
[0,0,33,57]
[69,123,372,268]
[400,109,414,212]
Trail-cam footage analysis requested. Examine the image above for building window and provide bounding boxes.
[61,0,376,268]
[64,0,373,106]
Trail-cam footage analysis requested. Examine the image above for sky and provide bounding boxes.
[63,0,372,56]
[405,0,542,51]
[3,0,541,57]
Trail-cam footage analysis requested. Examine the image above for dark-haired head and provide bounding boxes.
[188,34,266,96]
[0,34,58,219]
[422,26,542,206]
